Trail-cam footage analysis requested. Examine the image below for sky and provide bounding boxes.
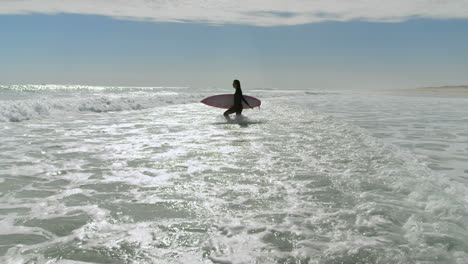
[1,0,468,90]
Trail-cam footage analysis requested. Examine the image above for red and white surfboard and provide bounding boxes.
[201,94,261,109]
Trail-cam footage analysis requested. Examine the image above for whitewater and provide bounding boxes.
[0,85,467,263]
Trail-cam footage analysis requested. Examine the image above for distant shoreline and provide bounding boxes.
[380,86,468,97]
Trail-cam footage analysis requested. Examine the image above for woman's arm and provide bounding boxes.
[241,96,253,108]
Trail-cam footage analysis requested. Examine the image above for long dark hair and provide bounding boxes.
[233,79,241,90]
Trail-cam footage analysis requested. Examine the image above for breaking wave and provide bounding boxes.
[0,85,203,122]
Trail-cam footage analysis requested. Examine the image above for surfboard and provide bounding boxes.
[201,94,261,109]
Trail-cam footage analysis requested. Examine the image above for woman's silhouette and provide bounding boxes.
[224,79,251,118]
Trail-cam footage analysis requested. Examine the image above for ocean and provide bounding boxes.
[0,85,467,263]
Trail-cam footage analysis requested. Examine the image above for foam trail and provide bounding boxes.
[0,87,467,263]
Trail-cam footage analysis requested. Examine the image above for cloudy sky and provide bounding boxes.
[1,0,468,89]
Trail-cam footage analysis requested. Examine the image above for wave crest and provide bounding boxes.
[0,91,201,122]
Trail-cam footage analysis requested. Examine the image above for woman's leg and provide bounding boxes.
[224,106,236,116]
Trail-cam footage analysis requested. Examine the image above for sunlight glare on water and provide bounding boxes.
[0,85,467,263]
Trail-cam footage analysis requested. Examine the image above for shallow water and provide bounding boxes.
[297,92,468,185]
[0,85,467,263]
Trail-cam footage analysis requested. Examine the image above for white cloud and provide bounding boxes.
[1,0,468,26]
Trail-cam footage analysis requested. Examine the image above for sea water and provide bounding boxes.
[0,85,467,263]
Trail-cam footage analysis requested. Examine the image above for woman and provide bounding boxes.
[224,79,251,118]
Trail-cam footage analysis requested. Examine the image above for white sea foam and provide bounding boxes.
[0,86,467,263]
[0,85,203,122]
